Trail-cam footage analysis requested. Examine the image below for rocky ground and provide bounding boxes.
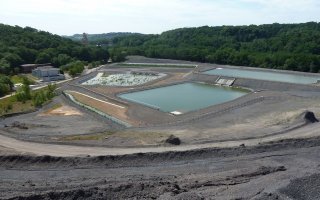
[1,137,320,199]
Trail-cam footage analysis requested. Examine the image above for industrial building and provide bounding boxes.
[32,66,65,82]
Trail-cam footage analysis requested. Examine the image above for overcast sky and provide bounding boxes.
[0,0,319,35]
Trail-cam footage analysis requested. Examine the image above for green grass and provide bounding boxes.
[116,63,197,68]
[10,74,36,84]
[0,95,34,116]
[0,86,54,116]
[24,74,39,82]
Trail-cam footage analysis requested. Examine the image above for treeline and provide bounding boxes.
[108,22,320,73]
[0,24,109,75]
[65,32,139,43]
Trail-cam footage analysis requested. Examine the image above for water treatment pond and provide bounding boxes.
[204,68,320,84]
[119,82,248,113]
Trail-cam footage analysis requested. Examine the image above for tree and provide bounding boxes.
[35,52,51,63]
[108,22,320,73]
[15,78,31,103]
[110,48,126,62]
[52,54,73,66]
[0,58,11,74]
[3,53,23,68]
[32,90,46,107]
[0,24,109,75]
[0,83,10,97]
[0,75,13,97]
[46,84,56,99]
[60,61,84,77]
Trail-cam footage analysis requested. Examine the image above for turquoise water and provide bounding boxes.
[119,82,248,113]
[204,68,320,84]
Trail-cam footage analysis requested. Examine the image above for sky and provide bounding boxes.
[0,0,319,36]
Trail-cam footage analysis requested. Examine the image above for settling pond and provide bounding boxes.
[204,68,320,84]
[119,82,248,113]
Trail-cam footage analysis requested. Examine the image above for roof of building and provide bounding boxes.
[21,63,51,67]
[34,66,59,71]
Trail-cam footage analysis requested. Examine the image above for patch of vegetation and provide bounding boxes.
[87,61,101,69]
[59,131,167,142]
[59,132,115,141]
[0,81,57,116]
[11,74,36,85]
[0,95,34,116]
[0,74,13,97]
[60,61,85,77]
[114,131,167,140]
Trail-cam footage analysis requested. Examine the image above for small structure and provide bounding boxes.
[20,63,51,73]
[32,66,65,82]
[215,77,235,86]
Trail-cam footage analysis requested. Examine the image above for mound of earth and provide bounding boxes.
[304,111,319,123]
[165,135,181,145]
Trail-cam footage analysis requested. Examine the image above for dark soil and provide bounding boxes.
[304,111,319,123]
[2,137,320,199]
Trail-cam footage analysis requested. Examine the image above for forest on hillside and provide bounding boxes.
[65,32,139,43]
[0,24,109,75]
[107,22,320,73]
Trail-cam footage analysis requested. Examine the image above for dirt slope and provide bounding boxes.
[1,137,320,199]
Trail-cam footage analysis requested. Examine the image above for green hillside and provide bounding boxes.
[0,24,109,75]
[110,22,320,73]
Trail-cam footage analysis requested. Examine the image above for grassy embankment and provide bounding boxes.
[0,95,34,115]
[10,74,38,84]
[0,86,55,116]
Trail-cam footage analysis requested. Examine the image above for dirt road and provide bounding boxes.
[1,121,320,157]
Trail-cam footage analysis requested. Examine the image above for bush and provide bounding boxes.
[15,86,31,103]
[46,84,56,99]
[0,75,13,97]
[88,61,102,69]
[60,61,85,77]
[32,91,47,107]
[32,84,56,107]
[0,83,10,97]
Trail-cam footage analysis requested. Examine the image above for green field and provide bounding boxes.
[10,74,38,84]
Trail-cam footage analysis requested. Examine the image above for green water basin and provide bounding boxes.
[204,68,320,84]
[119,82,248,113]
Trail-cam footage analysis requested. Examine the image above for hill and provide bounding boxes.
[110,22,320,73]
[64,32,140,43]
[0,24,109,75]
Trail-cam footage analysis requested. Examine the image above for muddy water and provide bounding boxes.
[119,82,248,113]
